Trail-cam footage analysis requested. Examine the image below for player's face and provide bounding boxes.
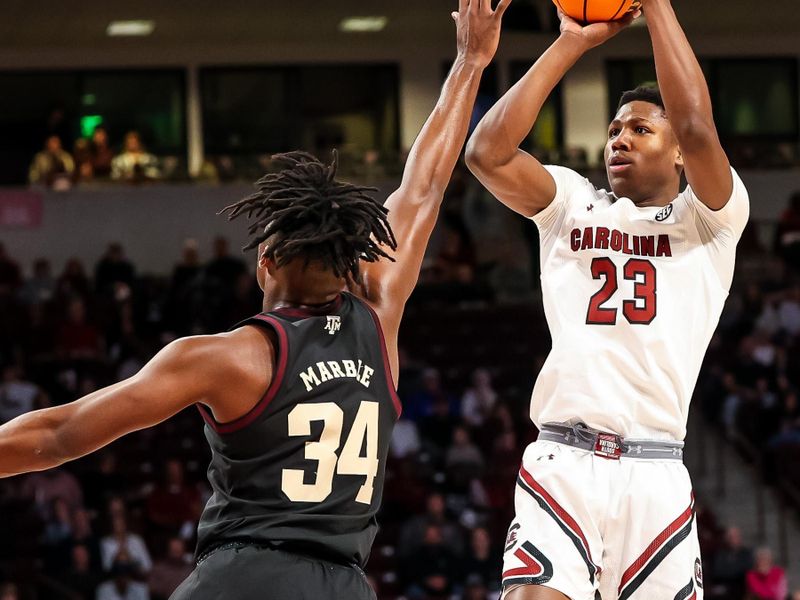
[604,101,683,204]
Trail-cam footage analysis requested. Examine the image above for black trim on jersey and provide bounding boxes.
[618,514,695,600]
[674,579,695,600]
[357,295,402,419]
[196,315,289,435]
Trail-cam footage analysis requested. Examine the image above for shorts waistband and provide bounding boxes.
[538,423,684,461]
[196,540,359,569]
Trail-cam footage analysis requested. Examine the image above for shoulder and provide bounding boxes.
[533,165,609,227]
[680,167,750,236]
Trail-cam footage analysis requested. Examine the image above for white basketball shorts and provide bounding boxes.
[501,440,704,600]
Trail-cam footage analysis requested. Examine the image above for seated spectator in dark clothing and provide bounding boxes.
[710,526,753,600]
[402,524,459,600]
[111,131,160,183]
[56,544,102,600]
[0,364,50,425]
[171,239,201,291]
[19,258,56,306]
[445,425,485,486]
[95,556,149,600]
[145,459,201,535]
[434,222,477,284]
[462,575,490,600]
[776,192,800,270]
[420,397,459,454]
[95,243,135,297]
[0,243,22,296]
[71,508,103,572]
[57,258,92,301]
[205,236,246,289]
[29,135,74,189]
[398,492,464,559]
[74,138,94,182]
[147,538,192,600]
[460,526,501,593]
[91,127,114,178]
[745,547,787,600]
[56,298,103,360]
[42,497,75,572]
[82,453,127,516]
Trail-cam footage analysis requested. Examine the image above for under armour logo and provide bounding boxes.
[324,316,341,335]
[536,454,555,461]
[587,204,594,212]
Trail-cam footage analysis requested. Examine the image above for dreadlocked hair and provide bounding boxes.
[220,150,397,279]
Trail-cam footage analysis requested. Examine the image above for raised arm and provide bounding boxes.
[357,0,509,359]
[466,11,635,217]
[644,0,732,209]
[0,328,271,478]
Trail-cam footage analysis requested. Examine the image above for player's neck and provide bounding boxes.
[262,284,345,312]
[625,184,680,208]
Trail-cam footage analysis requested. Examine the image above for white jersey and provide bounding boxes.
[530,166,749,440]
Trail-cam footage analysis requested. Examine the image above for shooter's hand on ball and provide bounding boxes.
[557,7,640,50]
[453,0,512,69]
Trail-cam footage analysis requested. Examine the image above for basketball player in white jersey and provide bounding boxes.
[466,1,748,599]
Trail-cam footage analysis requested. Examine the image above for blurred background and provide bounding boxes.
[0,0,799,598]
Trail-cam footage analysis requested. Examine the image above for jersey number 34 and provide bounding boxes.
[281,401,379,505]
[586,257,657,325]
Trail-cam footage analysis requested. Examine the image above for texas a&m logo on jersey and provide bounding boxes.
[324,315,341,335]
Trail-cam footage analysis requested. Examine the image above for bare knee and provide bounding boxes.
[504,584,572,600]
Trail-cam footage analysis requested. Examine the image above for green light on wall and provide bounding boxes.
[80,115,104,138]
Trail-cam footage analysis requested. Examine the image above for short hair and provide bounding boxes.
[617,85,665,113]
[221,151,397,279]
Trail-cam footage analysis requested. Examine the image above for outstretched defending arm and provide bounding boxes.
[356,0,510,377]
[0,328,271,478]
[466,10,636,218]
[644,0,732,209]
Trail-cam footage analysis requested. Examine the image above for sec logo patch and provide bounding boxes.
[655,204,674,222]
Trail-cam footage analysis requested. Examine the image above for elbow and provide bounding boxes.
[465,135,492,176]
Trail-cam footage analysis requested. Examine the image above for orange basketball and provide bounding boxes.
[553,0,640,23]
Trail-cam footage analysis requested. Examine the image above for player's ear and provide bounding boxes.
[675,146,684,170]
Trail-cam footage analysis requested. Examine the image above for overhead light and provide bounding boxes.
[338,16,388,33]
[106,20,155,37]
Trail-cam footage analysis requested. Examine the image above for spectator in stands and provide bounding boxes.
[99,514,152,576]
[91,127,114,179]
[111,131,160,183]
[710,526,753,599]
[145,459,201,537]
[461,368,497,427]
[171,239,201,292]
[74,138,94,182]
[95,556,149,600]
[19,467,84,519]
[82,453,127,515]
[56,544,101,600]
[56,297,103,360]
[0,364,50,425]
[406,367,455,423]
[434,221,477,284]
[0,243,22,296]
[19,258,55,306]
[460,526,501,593]
[775,191,800,270]
[56,258,92,301]
[390,416,421,460]
[147,538,192,600]
[42,497,75,571]
[94,243,136,298]
[401,523,459,600]
[462,574,490,600]
[745,547,787,600]
[445,424,485,485]
[205,236,246,289]
[398,492,464,558]
[71,507,103,571]
[29,135,74,189]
